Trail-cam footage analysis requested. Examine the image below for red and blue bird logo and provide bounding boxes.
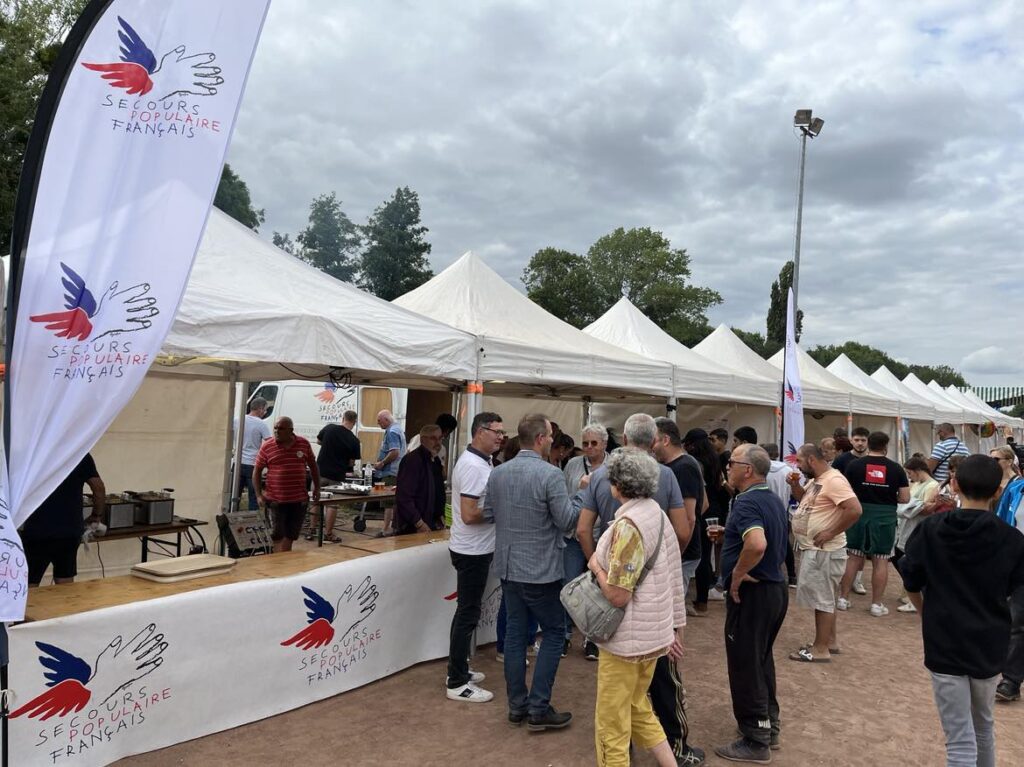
[81,16,223,101]
[29,262,160,342]
[11,626,168,721]
[281,579,379,651]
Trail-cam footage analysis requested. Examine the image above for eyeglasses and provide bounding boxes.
[726,460,751,469]
[481,427,506,437]
[582,440,601,447]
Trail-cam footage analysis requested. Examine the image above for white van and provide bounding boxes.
[247,380,407,462]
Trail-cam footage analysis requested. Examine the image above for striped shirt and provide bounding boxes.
[255,436,315,502]
[930,437,969,483]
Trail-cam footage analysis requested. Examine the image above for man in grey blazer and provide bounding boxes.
[485,413,578,731]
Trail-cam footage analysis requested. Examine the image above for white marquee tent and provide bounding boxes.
[768,346,900,417]
[583,298,778,405]
[393,252,675,401]
[827,354,935,422]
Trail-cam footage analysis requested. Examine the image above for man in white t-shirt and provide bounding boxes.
[446,411,504,704]
[238,397,271,510]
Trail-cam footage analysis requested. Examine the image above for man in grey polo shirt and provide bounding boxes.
[485,413,577,732]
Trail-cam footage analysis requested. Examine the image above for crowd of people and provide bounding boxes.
[442,413,1024,766]
[238,401,1024,766]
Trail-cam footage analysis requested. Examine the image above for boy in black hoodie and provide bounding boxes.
[899,454,1024,767]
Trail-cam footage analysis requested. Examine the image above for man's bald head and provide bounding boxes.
[376,410,395,428]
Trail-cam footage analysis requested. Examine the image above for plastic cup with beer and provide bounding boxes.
[705,516,723,541]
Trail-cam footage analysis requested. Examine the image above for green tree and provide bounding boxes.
[359,186,433,300]
[523,227,721,344]
[766,261,804,346]
[521,247,597,326]
[1,0,86,255]
[807,341,909,378]
[272,231,295,254]
[909,364,967,388]
[1009,403,1024,419]
[294,192,360,282]
[213,164,264,230]
[732,328,778,359]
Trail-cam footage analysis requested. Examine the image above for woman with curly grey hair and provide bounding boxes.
[587,448,686,767]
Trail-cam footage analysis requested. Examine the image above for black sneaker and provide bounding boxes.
[770,732,780,750]
[996,679,1021,702]
[677,744,706,765]
[527,707,573,732]
[562,638,570,657]
[584,640,599,661]
[508,709,528,726]
[713,737,771,764]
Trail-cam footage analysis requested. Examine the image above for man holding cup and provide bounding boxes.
[787,443,862,663]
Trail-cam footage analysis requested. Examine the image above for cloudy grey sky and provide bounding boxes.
[226,1,1023,387]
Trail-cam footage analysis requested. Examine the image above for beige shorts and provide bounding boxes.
[795,548,847,613]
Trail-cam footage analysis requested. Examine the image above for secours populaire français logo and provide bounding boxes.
[29,262,159,384]
[280,579,382,686]
[11,625,171,762]
[82,16,226,140]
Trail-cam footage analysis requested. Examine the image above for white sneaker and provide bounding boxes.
[870,603,889,617]
[446,670,485,684]
[708,587,726,602]
[836,597,851,611]
[852,574,867,595]
[897,602,917,613]
[446,683,494,703]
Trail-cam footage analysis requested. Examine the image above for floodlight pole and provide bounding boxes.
[792,128,809,321]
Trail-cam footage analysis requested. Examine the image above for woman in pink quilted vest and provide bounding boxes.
[587,448,686,767]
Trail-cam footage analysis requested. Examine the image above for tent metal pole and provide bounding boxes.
[230,374,248,512]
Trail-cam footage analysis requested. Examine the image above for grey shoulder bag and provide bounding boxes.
[559,515,664,643]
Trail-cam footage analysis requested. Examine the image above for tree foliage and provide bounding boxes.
[766,260,803,346]
[523,227,721,345]
[213,164,264,230]
[0,0,86,255]
[520,247,597,327]
[732,328,777,359]
[295,192,360,283]
[807,342,968,387]
[358,186,433,300]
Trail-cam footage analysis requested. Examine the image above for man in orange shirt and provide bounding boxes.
[787,443,861,663]
[254,416,320,552]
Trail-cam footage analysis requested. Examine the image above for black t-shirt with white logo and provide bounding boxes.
[844,456,908,506]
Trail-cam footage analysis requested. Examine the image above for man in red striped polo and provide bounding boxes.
[254,416,320,552]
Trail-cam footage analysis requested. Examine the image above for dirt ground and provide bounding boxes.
[118,556,1024,767]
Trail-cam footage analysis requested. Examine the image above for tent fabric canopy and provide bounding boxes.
[957,388,1022,428]
[827,354,935,421]
[768,346,899,416]
[157,210,480,387]
[393,252,674,399]
[899,373,975,423]
[692,325,848,413]
[583,299,777,405]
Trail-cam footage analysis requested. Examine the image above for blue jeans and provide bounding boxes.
[562,537,588,639]
[240,464,257,510]
[496,592,536,653]
[502,579,565,716]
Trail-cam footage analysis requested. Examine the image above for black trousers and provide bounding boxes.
[649,653,690,755]
[446,550,493,688]
[694,515,714,605]
[724,581,788,746]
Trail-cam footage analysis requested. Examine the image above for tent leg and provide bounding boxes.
[221,367,239,514]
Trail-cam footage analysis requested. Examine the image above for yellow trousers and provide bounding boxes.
[595,651,667,766]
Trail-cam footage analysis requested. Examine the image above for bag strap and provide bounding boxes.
[933,439,961,473]
[634,515,665,589]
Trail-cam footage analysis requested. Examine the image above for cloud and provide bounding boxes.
[961,346,1024,376]
[227,0,1024,385]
